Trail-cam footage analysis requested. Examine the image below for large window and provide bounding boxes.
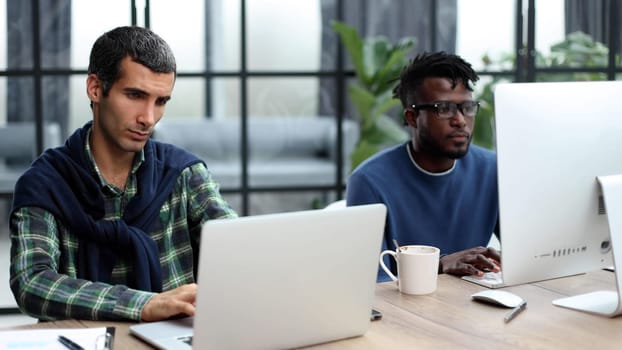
[2,0,622,215]
[3,0,622,313]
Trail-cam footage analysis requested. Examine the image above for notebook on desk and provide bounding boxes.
[130,203,387,349]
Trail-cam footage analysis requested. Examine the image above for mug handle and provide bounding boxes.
[379,250,398,281]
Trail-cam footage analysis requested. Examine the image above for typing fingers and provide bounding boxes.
[484,246,501,263]
[469,254,500,274]
[141,284,198,321]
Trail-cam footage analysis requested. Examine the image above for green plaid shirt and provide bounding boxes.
[9,130,237,321]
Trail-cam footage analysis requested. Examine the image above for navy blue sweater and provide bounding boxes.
[11,122,202,291]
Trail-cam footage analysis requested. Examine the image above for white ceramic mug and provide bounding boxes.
[379,245,440,295]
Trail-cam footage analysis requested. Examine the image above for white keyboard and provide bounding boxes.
[461,271,505,289]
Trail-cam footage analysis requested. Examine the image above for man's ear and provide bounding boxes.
[86,74,102,103]
[404,109,418,128]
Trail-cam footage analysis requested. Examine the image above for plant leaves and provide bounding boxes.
[348,84,375,123]
[331,21,367,82]
[333,20,415,170]
[372,40,416,94]
[350,115,409,171]
[350,139,379,172]
[362,115,409,145]
[362,37,391,86]
[368,91,401,127]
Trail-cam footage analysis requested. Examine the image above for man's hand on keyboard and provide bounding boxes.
[141,283,198,322]
[439,246,501,277]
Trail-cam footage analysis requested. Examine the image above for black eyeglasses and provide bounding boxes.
[412,101,480,119]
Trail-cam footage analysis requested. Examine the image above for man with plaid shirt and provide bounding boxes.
[9,26,237,322]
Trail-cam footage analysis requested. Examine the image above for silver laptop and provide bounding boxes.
[130,203,387,349]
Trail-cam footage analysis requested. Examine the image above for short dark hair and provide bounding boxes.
[393,51,479,108]
[87,26,176,97]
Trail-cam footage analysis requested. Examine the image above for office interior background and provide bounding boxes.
[1,0,621,313]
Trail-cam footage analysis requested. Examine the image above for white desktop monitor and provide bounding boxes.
[494,80,622,316]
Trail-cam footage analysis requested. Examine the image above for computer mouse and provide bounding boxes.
[471,290,524,308]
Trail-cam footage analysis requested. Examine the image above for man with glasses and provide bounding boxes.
[347,51,500,281]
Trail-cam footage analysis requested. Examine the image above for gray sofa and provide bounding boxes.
[152,117,359,190]
[0,122,62,196]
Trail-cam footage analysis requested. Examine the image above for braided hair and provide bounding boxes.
[393,51,479,109]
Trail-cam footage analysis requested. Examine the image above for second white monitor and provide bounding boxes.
[494,80,621,287]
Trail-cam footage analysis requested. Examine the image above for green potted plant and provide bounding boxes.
[475,31,613,150]
[332,21,415,171]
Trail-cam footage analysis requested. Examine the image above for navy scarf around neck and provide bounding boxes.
[11,121,201,292]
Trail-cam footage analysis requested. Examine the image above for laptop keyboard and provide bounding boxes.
[478,271,504,285]
[462,271,505,288]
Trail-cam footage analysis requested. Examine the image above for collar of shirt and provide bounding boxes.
[405,142,456,176]
[84,126,145,193]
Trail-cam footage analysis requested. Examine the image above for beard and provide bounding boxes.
[418,128,471,159]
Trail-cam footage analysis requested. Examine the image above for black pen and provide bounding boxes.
[58,335,85,350]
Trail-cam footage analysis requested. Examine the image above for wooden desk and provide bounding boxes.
[4,270,621,349]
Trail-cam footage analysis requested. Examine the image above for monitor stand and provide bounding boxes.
[552,174,622,317]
